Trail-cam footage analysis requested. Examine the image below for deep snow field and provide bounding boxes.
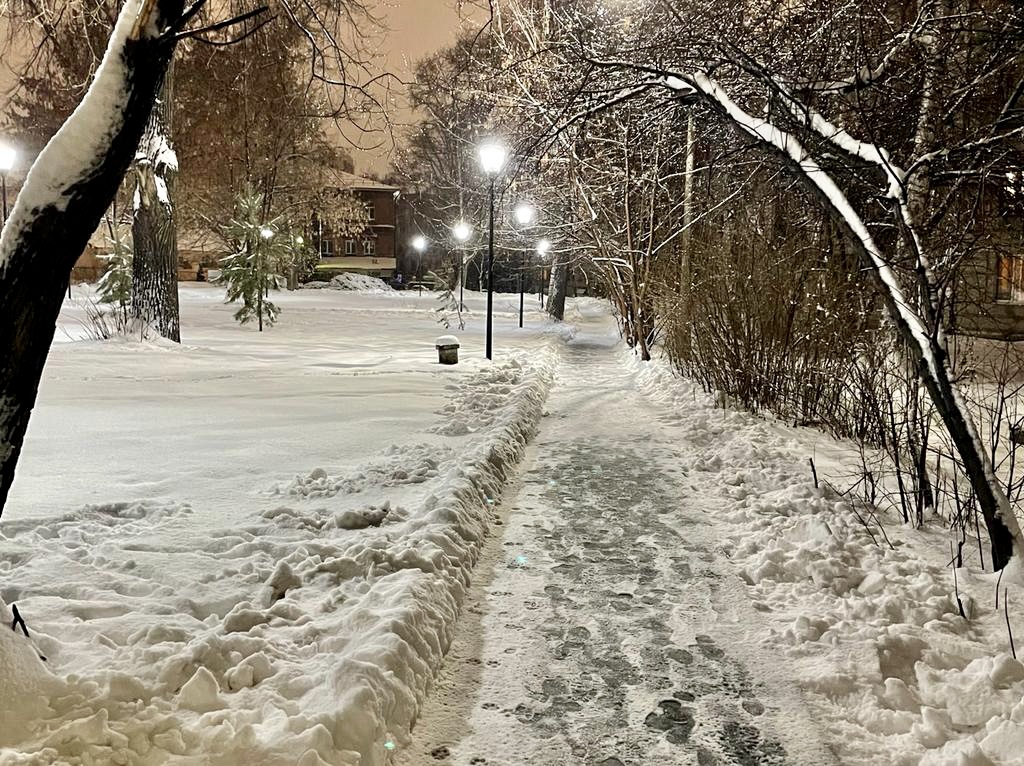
[0,283,563,765]
[1,282,1024,766]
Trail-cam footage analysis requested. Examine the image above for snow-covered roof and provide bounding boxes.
[330,170,400,193]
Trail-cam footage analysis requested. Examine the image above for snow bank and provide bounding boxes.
[631,350,1024,766]
[309,273,396,293]
[0,342,558,764]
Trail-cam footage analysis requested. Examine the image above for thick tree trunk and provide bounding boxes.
[132,65,180,342]
[546,258,569,320]
[0,0,183,516]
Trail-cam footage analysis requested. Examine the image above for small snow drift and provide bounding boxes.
[0,597,62,747]
[321,273,395,293]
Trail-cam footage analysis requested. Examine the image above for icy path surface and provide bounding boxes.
[397,337,837,766]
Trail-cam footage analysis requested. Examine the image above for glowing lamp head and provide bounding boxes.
[514,203,536,226]
[536,239,552,257]
[260,227,275,240]
[0,144,15,173]
[478,141,508,175]
[452,221,472,243]
[411,235,427,252]
[295,235,305,246]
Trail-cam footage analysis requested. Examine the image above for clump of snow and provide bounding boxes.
[435,335,459,347]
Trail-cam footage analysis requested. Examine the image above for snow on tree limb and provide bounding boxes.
[649,69,1024,563]
[0,0,156,271]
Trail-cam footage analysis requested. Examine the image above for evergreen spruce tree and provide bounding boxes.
[97,222,134,326]
[217,189,289,331]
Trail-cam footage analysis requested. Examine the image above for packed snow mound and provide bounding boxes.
[0,598,62,747]
[328,273,394,293]
[301,274,393,292]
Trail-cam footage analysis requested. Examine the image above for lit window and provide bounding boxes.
[996,254,1024,303]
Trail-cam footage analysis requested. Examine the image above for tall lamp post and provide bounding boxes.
[452,220,472,311]
[410,234,427,280]
[0,143,16,226]
[514,202,537,328]
[478,141,508,360]
[537,238,552,309]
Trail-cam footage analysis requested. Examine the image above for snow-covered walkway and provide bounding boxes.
[397,333,838,765]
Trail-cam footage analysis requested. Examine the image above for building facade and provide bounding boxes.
[313,172,400,281]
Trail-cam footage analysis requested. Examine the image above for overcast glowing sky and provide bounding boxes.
[354,0,483,175]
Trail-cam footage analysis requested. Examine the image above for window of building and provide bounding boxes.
[996,254,1024,303]
[319,237,334,257]
[344,239,357,255]
[365,200,376,222]
[363,239,376,256]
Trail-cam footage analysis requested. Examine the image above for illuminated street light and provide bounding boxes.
[513,203,538,328]
[478,142,509,175]
[537,239,552,309]
[451,221,472,310]
[411,234,428,252]
[514,202,536,227]
[260,227,274,240]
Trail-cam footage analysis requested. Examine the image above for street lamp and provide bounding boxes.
[0,143,16,225]
[260,226,275,240]
[410,235,428,282]
[536,239,552,309]
[514,202,536,226]
[452,220,472,311]
[478,141,508,360]
[513,202,537,328]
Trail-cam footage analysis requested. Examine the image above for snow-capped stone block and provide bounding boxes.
[435,335,460,365]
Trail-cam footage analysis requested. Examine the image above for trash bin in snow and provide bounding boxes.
[436,335,460,365]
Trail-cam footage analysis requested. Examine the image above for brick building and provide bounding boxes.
[312,172,400,281]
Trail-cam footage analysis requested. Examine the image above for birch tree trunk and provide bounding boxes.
[546,258,569,320]
[131,64,180,342]
[0,0,184,516]
[679,110,695,303]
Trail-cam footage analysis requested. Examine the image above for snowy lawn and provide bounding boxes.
[0,283,562,765]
